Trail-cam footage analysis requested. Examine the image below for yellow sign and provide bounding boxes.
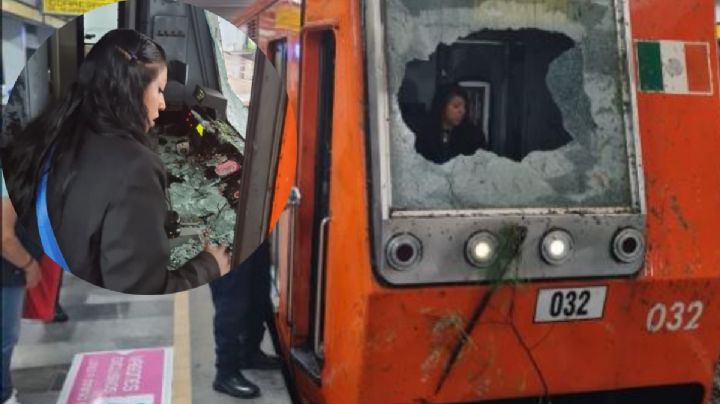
[195,123,204,137]
[43,0,117,16]
[274,5,301,31]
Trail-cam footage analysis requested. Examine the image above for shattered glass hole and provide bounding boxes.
[399,29,576,163]
[383,0,635,211]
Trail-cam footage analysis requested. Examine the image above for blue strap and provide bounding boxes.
[36,163,70,272]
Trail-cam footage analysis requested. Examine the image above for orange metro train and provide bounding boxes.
[236,0,720,402]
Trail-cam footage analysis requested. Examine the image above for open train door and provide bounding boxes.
[232,48,287,264]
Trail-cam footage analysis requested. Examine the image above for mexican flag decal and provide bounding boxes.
[635,40,713,95]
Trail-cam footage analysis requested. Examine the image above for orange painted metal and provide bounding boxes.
[268,100,297,233]
[239,0,720,402]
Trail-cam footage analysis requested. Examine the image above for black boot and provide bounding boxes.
[213,371,261,399]
[239,350,282,370]
[53,303,69,323]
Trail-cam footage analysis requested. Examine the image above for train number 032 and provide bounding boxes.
[549,290,591,317]
[646,301,704,333]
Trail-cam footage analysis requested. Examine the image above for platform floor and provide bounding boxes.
[9,272,290,404]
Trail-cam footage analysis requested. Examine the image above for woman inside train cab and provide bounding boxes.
[1,29,230,294]
[415,84,487,164]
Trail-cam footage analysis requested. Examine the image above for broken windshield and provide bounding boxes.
[165,13,253,268]
[382,0,637,212]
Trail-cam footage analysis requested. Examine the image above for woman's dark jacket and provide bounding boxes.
[19,129,219,294]
[415,122,487,164]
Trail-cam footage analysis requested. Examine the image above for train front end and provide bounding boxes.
[336,0,720,402]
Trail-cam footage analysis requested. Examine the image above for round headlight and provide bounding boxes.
[612,227,644,263]
[541,229,574,265]
[386,233,422,270]
[465,232,499,268]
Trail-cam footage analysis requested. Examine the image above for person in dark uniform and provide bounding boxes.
[1,29,229,294]
[210,241,281,399]
[415,84,486,164]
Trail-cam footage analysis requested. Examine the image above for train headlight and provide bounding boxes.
[465,232,499,268]
[386,233,422,270]
[541,229,574,265]
[612,228,644,263]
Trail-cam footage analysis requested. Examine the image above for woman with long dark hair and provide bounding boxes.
[1,29,230,294]
[415,84,486,164]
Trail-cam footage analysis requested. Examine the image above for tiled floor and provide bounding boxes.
[10,272,173,403]
[10,271,290,404]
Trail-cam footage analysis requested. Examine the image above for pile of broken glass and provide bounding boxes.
[156,117,244,269]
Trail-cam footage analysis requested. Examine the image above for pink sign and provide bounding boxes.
[57,347,173,404]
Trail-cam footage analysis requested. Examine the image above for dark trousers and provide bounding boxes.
[209,241,272,376]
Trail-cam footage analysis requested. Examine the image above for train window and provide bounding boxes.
[308,30,335,360]
[377,0,640,212]
[207,12,253,135]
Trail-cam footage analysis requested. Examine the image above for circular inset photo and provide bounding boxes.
[1,2,294,294]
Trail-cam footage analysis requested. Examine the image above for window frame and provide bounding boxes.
[365,0,645,220]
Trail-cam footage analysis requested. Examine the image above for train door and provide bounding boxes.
[289,27,335,379]
[232,47,288,264]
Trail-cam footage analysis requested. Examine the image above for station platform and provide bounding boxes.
[9,271,291,404]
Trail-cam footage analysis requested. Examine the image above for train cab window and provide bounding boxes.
[399,30,575,163]
[375,0,641,212]
[208,14,253,135]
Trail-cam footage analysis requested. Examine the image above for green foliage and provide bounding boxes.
[484,224,527,287]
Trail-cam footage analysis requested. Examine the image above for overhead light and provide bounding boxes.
[465,232,499,268]
[541,229,574,265]
[386,233,422,270]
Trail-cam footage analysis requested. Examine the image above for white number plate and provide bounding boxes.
[534,286,607,323]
